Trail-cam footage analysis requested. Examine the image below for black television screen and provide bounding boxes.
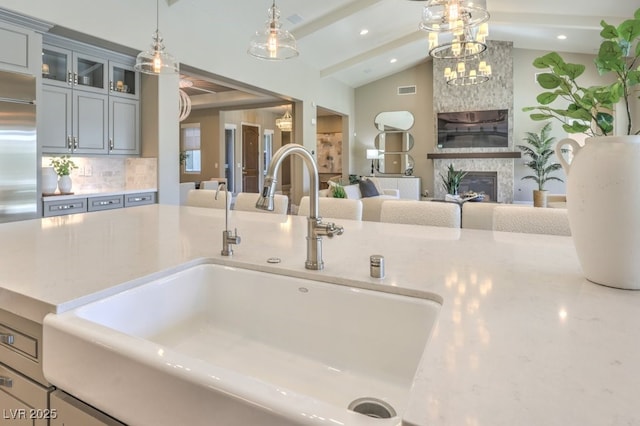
[437,109,508,148]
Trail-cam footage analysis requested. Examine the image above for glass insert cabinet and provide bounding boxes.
[42,45,138,99]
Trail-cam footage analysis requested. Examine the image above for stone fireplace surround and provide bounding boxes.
[433,157,514,203]
[428,151,520,203]
[431,40,516,203]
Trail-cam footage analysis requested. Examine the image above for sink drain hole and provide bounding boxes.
[348,397,397,419]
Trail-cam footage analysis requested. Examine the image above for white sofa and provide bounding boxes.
[319,178,399,222]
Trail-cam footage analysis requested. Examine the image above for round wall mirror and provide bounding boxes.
[374,111,414,131]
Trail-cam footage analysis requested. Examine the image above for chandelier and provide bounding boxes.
[421,0,490,59]
[248,0,299,60]
[134,0,179,75]
[444,55,492,86]
[276,109,293,131]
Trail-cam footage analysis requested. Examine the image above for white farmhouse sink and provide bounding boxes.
[44,261,440,426]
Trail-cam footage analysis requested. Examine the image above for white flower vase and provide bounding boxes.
[58,175,73,194]
[41,167,58,194]
[556,135,640,290]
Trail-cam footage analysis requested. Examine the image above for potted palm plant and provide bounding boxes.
[517,123,564,207]
[523,8,640,289]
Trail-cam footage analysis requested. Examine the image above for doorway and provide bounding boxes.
[225,125,236,193]
[242,124,260,193]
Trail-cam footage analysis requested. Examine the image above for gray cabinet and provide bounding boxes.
[43,191,156,217]
[43,198,87,217]
[40,85,72,153]
[0,21,39,75]
[124,192,156,207]
[41,81,109,155]
[41,44,108,95]
[109,61,139,100]
[87,195,124,212]
[41,39,140,156]
[109,97,139,155]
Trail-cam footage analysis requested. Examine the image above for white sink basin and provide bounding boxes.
[44,261,440,426]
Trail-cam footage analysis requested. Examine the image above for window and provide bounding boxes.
[181,123,201,173]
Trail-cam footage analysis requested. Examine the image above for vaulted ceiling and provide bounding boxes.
[172,0,638,109]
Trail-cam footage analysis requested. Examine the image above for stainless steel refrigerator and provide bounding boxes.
[0,69,37,223]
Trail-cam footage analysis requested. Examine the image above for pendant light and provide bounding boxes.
[248,0,299,60]
[135,0,179,75]
[178,79,192,122]
[276,109,293,132]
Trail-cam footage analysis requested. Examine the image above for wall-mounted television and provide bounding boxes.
[437,109,508,148]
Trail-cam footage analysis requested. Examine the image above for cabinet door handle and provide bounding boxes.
[0,376,13,388]
[73,137,78,150]
[0,333,14,345]
[109,138,114,150]
[109,80,114,92]
[67,71,73,86]
[67,135,73,152]
[73,72,78,85]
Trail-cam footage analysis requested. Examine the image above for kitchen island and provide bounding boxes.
[0,204,638,425]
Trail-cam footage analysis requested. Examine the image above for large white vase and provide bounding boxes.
[556,135,640,290]
[41,167,58,194]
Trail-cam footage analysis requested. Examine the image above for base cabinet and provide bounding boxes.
[0,363,51,426]
[50,390,125,426]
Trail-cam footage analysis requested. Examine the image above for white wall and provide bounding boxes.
[355,61,433,195]
[355,47,617,202]
[512,49,614,202]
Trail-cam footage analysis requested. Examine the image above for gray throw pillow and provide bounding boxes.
[359,179,380,197]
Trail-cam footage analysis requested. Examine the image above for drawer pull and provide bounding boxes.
[0,333,14,345]
[0,376,12,387]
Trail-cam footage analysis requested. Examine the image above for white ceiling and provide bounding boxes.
[172,0,639,108]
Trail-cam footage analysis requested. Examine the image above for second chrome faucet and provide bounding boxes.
[215,183,240,256]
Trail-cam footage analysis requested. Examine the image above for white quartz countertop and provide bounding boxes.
[1,204,638,425]
[41,188,157,201]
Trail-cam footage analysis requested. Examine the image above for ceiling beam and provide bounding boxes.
[320,30,425,78]
[292,0,384,39]
[490,11,613,30]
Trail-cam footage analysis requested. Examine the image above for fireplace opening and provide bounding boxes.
[460,171,497,202]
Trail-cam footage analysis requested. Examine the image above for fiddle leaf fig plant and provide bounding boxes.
[523,8,640,137]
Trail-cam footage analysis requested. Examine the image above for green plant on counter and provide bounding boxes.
[523,8,640,136]
[50,155,78,176]
[517,122,564,191]
[440,164,467,195]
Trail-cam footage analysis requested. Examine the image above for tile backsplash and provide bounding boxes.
[42,156,157,193]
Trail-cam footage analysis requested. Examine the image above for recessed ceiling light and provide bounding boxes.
[557,34,567,40]
[360,29,369,36]
[390,58,397,64]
